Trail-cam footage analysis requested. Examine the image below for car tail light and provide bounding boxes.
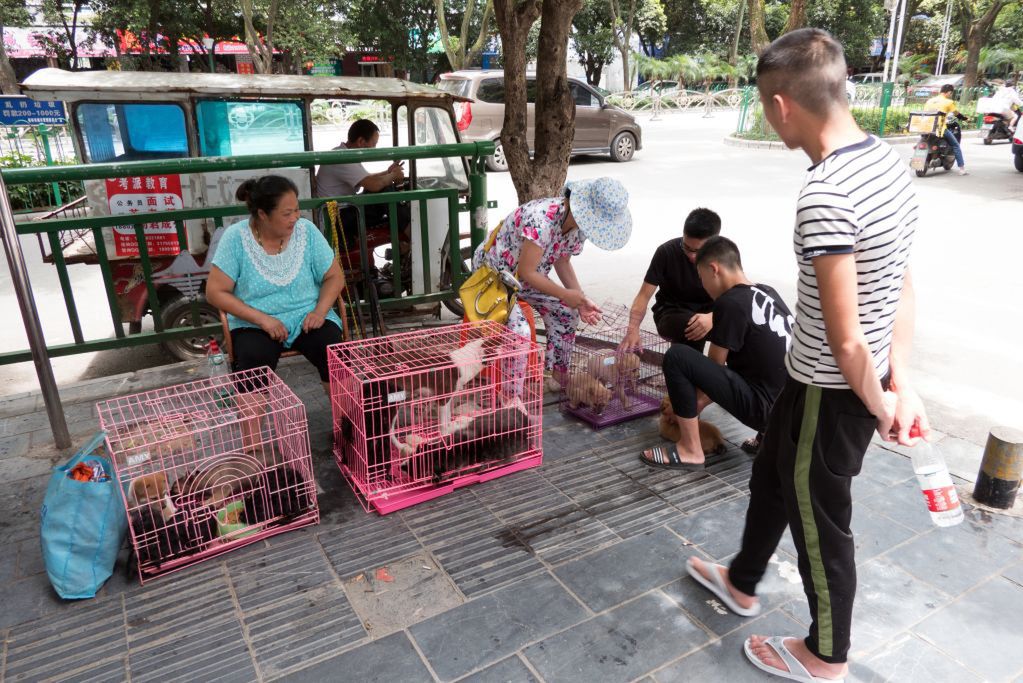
[454,101,472,132]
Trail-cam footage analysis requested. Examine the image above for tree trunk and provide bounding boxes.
[531,0,583,198]
[495,0,582,202]
[609,0,637,91]
[748,0,769,54]
[963,0,1006,87]
[582,53,603,86]
[0,28,20,94]
[727,0,745,88]
[784,0,807,33]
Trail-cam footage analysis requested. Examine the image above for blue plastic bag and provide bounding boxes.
[40,431,128,599]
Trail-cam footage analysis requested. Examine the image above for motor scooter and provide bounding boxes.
[909,111,965,177]
[982,111,1018,145]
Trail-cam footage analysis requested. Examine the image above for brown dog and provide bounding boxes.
[128,473,177,521]
[657,397,726,455]
[566,372,613,414]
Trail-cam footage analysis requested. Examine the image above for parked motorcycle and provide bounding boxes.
[909,111,965,177]
[982,112,1017,145]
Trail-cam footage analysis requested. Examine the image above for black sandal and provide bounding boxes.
[639,445,705,471]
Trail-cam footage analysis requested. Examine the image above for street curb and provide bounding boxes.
[724,129,985,150]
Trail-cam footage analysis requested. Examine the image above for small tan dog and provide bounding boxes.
[565,372,613,414]
[658,397,726,455]
[585,351,642,408]
[128,473,177,521]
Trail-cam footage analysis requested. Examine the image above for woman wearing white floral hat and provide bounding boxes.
[473,176,632,392]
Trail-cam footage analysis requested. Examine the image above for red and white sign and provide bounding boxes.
[105,175,185,257]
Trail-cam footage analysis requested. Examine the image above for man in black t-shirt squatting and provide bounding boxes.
[621,208,719,353]
[639,236,793,471]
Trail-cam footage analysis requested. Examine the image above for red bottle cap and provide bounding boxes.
[208,338,220,353]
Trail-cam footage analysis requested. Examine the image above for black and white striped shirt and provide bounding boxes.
[786,136,917,389]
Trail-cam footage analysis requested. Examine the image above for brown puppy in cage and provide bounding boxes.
[565,371,613,414]
[658,397,726,455]
[585,350,642,409]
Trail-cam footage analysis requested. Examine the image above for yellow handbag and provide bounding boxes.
[459,222,519,324]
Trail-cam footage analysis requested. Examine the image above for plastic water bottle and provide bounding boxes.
[206,337,227,378]
[910,427,964,527]
[206,337,232,408]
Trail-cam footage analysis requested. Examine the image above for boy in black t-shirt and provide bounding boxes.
[621,208,719,352]
[640,236,793,470]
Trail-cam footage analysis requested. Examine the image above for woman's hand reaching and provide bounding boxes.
[579,297,602,325]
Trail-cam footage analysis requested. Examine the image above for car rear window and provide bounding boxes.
[477,78,505,103]
[437,78,472,98]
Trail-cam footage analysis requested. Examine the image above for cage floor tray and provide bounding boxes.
[563,391,661,429]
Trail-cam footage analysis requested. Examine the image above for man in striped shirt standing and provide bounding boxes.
[684,28,931,682]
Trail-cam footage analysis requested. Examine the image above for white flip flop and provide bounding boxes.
[743,636,845,683]
[685,557,761,617]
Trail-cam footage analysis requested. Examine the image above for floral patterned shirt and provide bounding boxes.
[479,197,586,276]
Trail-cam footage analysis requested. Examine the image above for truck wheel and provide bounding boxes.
[159,294,222,362]
[610,132,636,162]
[486,141,508,172]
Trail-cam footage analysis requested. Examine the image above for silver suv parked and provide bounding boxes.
[438,69,643,171]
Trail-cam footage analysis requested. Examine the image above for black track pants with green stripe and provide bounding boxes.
[728,376,878,664]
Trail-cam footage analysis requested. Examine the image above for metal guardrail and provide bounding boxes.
[0,141,495,447]
[735,83,993,140]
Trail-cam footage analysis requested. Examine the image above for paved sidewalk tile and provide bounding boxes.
[846,557,951,657]
[849,503,917,565]
[0,433,29,460]
[522,591,710,682]
[667,496,751,561]
[4,599,127,682]
[0,573,65,630]
[275,631,432,683]
[127,614,256,683]
[403,493,545,598]
[848,633,982,682]
[652,609,805,682]
[553,526,692,613]
[227,537,366,679]
[455,655,538,683]
[475,467,619,566]
[884,520,1023,596]
[409,572,587,681]
[913,576,1023,682]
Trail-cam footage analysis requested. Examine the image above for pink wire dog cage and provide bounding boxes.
[96,367,318,583]
[328,321,544,514]
[561,304,670,429]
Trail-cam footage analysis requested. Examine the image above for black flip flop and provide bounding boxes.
[639,445,705,471]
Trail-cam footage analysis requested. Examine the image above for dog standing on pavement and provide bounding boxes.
[658,397,726,455]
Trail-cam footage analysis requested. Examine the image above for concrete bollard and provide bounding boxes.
[972,427,1023,509]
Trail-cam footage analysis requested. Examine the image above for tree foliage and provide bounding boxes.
[571,0,616,85]
[435,0,495,70]
[0,0,31,92]
[346,0,438,81]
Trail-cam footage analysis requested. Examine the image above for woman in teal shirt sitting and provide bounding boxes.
[208,175,345,392]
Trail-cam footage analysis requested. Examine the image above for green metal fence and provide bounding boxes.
[0,141,495,366]
[735,84,994,140]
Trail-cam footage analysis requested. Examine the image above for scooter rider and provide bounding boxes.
[992,79,1023,132]
[925,84,969,176]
